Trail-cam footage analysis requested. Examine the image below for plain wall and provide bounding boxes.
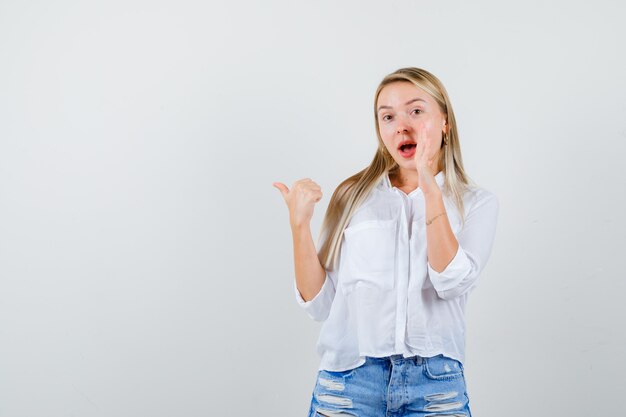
[0,0,624,416]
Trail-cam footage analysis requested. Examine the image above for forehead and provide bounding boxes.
[377,81,433,106]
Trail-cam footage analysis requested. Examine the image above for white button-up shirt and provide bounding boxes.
[294,170,499,372]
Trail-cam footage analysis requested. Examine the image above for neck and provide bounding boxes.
[392,168,419,188]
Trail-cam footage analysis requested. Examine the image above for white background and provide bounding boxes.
[0,1,624,416]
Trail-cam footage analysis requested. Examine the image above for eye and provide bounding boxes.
[381,114,392,121]
[411,108,423,115]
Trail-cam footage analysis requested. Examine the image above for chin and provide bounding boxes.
[395,158,416,169]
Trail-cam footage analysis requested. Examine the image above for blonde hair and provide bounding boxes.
[318,67,475,271]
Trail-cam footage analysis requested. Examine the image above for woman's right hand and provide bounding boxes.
[273,178,323,228]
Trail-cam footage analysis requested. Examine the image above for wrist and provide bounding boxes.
[290,221,311,233]
[426,211,446,225]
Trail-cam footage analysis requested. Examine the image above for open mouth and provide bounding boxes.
[398,141,417,158]
[399,143,416,152]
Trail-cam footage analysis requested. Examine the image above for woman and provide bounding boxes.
[273,67,499,417]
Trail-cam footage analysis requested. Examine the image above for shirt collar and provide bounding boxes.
[380,170,445,191]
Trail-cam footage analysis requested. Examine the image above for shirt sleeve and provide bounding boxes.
[427,189,499,300]
[294,267,337,322]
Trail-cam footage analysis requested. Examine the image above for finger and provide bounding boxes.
[419,144,428,168]
[299,182,321,191]
[421,143,429,165]
[295,178,314,188]
[417,125,427,162]
[418,123,435,164]
[272,182,289,199]
[418,139,426,159]
[414,139,424,165]
[418,121,427,143]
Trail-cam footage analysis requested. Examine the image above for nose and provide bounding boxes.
[396,115,412,134]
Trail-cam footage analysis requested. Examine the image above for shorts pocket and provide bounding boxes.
[314,367,358,396]
[423,354,465,381]
[319,367,358,381]
[340,219,397,295]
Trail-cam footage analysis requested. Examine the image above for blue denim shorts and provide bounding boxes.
[308,354,472,417]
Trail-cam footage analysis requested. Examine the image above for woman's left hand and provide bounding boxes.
[413,121,440,195]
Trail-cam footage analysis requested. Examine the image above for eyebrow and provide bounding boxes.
[377,98,426,112]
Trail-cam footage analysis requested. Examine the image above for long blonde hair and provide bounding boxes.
[318,67,475,271]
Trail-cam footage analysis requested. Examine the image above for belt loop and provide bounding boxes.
[416,356,423,365]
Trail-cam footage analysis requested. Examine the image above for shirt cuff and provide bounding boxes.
[294,272,335,322]
[427,244,472,295]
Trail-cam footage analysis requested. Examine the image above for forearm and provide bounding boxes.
[424,189,458,273]
[291,223,326,301]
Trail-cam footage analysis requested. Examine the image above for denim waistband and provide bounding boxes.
[371,354,425,365]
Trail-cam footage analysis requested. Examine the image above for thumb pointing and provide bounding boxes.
[272,182,289,199]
